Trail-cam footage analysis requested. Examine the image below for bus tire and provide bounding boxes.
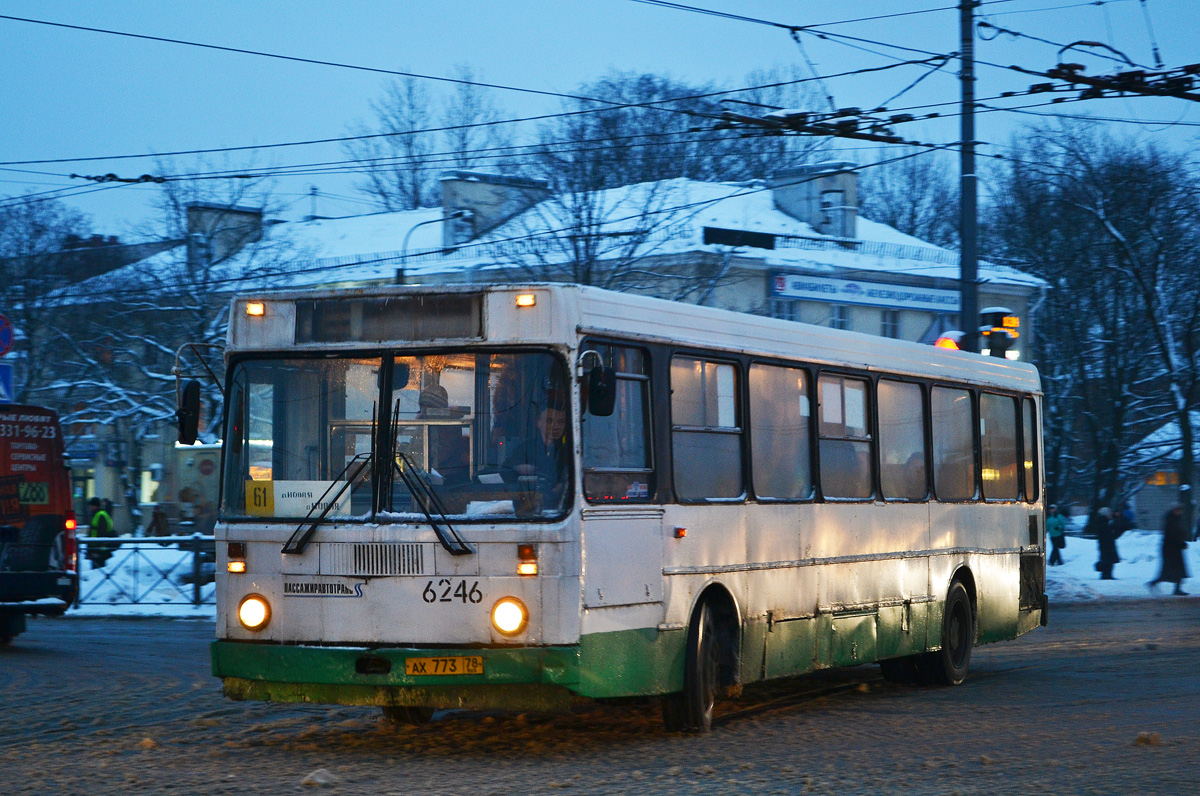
[662,600,724,733]
[381,706,434,725]
[923,580,974,686]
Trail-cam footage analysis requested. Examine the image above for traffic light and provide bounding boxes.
[980,307,1019,359]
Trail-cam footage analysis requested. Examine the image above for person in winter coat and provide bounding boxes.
[86,497,116,567]
[1148,505,1189,595]
[1046,505,1067,566]
[1090,507,1119,580]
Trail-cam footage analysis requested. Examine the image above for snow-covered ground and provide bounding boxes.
[1047,528,1197,602]
[62,528,1194,620]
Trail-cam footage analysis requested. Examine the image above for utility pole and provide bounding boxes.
[959,0,979,352]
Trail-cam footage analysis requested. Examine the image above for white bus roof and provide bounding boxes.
[228,283,1040,394]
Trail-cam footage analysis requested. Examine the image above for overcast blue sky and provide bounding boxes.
[2,1,1197,237]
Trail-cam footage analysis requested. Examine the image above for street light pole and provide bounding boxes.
[397,210,472,285]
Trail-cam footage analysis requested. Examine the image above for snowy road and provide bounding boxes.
[3,599,1199,796]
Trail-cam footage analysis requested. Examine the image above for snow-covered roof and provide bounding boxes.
[59,176,1043,301]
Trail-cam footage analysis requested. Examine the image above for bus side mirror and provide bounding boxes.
[394,363,411,390]
[587,366,617,417]
[178,380,201,445]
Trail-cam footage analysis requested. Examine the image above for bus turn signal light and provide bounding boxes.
[515,293,536,307]
[517,543,537,575]
[245,301,265,316]
[227,561,247,574]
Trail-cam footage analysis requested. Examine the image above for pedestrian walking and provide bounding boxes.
[1114,501,1135,536]
[1090,507,1119,580]
[1148,505,1189,595]
[1046,505,1067,566]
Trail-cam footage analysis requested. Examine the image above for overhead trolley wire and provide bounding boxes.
[0,57,942,167]
[0,13,619,105]
[627,1,1028,31]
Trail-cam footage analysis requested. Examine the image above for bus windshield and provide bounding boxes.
[221,350,571,522]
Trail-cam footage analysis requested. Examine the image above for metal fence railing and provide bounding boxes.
[77,534,216,606]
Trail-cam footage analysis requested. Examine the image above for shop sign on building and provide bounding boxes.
[772,273,961,313]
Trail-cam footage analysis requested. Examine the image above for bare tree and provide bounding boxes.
[1048,131,1200,520]
[347,66,515,210]
[990,126,1198,514]
[440,65,513,171]
[345,76,438,211]
[858,146,959,248]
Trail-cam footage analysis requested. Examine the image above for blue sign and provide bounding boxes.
[0,363,12,403]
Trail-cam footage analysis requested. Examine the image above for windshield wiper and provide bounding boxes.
[392,452,473,556]
[282,451,371,555]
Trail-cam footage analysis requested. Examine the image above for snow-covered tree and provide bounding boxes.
[0,194,90,402]
[43,176,297,524]
[991,126,1199,515]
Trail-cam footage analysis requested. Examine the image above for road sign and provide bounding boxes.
[0,363,13,403]
[0,315,12,356]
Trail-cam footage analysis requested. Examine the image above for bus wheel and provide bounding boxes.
[381,706,434,725]
[662,600,723,733]
[924,581,975,685]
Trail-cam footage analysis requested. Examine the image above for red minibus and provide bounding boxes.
[0,404,77,644]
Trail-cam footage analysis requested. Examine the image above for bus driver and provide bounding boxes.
[504,406,569,489]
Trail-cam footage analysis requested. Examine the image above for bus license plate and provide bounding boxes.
[405,656,484,676]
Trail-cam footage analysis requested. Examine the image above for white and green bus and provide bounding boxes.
[198,283,1045,731]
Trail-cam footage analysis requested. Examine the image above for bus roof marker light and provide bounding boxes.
[515,293,536,307]
[934,330,964,350]
[245,301,265,316]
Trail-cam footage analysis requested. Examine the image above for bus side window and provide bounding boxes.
[582,344,654,502]
[817,374,872,500]
[878,379,927,500]
[980,393,1019,500]
[671,356,743,501]
[1022,397,1039,502]
[931,387,977,501]
[749,364,812,500]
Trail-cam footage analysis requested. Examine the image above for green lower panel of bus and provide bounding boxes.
[212,626,688,709]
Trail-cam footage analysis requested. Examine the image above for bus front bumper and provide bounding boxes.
[211,640,580,712]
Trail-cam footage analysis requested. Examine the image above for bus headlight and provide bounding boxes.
[490,597,528,636]
[238,594,271,631]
